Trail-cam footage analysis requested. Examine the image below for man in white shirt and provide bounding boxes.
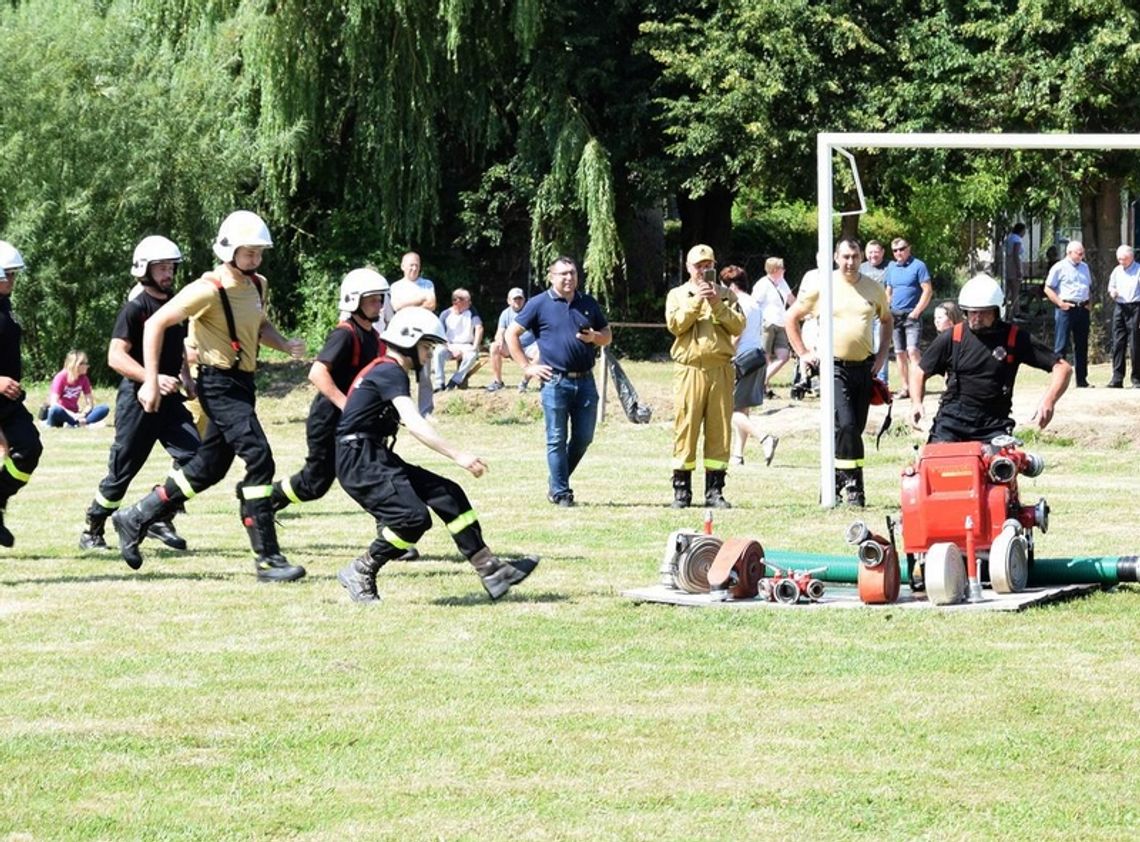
[1106,244,1140,388]
[751,256,795,393]
[433,288,484,391]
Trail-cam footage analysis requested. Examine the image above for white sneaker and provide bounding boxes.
[762,435,779,466]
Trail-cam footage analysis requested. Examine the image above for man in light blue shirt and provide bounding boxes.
[1043,240,1094,388]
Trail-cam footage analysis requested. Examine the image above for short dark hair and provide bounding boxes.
[836,238,862,253]
[719,265,749,289]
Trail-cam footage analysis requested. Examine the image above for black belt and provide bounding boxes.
[834,357,873,368]
[339,432,384,444]
[1062,299,1089,308]
[552,369,592,379]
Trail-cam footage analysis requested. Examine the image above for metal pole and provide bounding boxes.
[597,345,608,426]
[816,135,837,507]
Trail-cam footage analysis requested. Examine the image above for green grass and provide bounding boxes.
[2,360,1138,840]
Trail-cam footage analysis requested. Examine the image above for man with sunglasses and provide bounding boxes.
[884,238,932,399]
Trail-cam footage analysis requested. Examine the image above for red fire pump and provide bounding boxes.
[899,435,1049,605]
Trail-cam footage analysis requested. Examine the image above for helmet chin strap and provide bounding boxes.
[230,260,259,279]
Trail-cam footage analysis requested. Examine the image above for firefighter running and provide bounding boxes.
[80,236,200,552]
[334,307,539,603]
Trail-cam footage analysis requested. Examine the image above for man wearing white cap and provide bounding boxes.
[486,287,539,392]
[665,244,745,509]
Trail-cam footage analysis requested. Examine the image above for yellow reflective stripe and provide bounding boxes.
[240,484,273,500]
[835,458,863,469]
[281,477,302,505]
[381,526,414,550]
[446,510,478,535]
[3,456,30,484]
[703,459,729,470]
[94,491,121,510]
[672,460,697,471]
[170,468,197,500]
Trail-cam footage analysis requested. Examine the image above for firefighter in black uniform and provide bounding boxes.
[910,273,1071,443]
[110,211,308,582]
[270,268,388,511]
[334,307,539,602]
[0,241,43,547]
[79,236,200,551]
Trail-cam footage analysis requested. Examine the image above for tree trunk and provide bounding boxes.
[618,204,666,315]
[676,186,735,279]
[1080,177,1124,363]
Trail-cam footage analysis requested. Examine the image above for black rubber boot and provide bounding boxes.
[845,467,866,508]
[111,489,172,570]
[337,551,386,602]
[671,470,693,509]
[705,470,732,509]
[147,512,187,551]
[0,509,13,548]
[240,496,306,582]
[469,547,539,600]
[79,507,111,551]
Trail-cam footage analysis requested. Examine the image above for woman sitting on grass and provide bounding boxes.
[46,350,109,428]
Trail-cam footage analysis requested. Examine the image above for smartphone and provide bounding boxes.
[702,267,716,286]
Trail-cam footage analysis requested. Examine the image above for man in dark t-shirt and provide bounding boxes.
[910,273,1071,443]
[334,307,538,603]
[80,236,199,551]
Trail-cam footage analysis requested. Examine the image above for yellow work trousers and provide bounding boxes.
[672,362,734,471]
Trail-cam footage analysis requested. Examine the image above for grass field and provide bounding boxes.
[2,358,1138,840]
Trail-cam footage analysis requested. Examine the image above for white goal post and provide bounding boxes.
[814,132,1140,507]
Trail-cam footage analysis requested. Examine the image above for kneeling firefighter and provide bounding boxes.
[335,307,538,602]
[909,273,1071,443]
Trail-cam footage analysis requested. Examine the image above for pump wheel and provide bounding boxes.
[707,538,765,599]
[988,527,1029,594]
[673,535,724,593]
[924,542,967,606]
[857,541,901,604]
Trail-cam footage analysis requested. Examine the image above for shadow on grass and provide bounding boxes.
[3,570,235,586]
[429,590,569,606]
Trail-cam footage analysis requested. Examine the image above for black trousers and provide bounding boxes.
[167,367,275,500]
[928,401,1014,444]
[834,361,872,469]
[91,380,199,511]
[0,400,42,508]
[1110,302,1140,385]
[336,436,485,562]
[282,394,340,503]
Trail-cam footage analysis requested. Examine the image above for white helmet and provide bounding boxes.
[0,241,25,272]
[958,272,1004,312]
[339,268,390,318]
[131,235,183,278]
[213,211,273,262]
[380,307,446,351]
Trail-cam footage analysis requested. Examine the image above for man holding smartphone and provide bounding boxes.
[665,244,745,508]
[506,256,611,507]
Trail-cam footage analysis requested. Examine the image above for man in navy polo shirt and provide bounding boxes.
[505,256,612,507]
[884,237,933,398]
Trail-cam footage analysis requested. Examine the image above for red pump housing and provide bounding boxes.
[900,439,1045,556]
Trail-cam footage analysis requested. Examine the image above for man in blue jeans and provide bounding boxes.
[506,256,612,507]
[884,238,933,398]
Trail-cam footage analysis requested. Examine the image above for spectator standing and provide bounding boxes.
[860,239,891,385]
[46,351,110,428]
[388,251,436,415]
[506,256,611,507]
[723,266,778,467]
[786,240,892,507]
[432,288,483,391]
[110,211,308,582]
[79,236,198,552]
[932,300,963,333]
[1004,223,1027,319]
[0,241,43,547]
[665,244,745,509]
[751,257,795,395]
[486,287,538,392]
[1043,240,1093,388]
[1106,244,1140,388]
[884,238,932,398]
[910,273,1070,443]
[269,268,388,512]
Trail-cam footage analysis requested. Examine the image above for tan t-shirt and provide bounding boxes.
[172,263,267,373]
[797,271,889,362]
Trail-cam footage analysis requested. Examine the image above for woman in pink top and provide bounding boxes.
[47,350,109,427]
